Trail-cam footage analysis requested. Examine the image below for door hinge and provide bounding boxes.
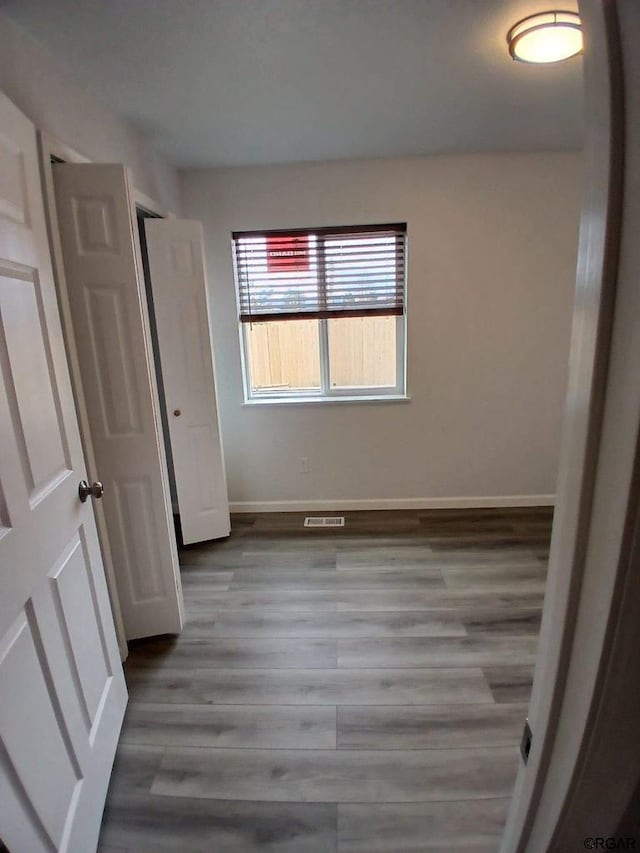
[520,718,533,764]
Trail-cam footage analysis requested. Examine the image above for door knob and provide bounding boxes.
[173,409,181,417]
[78,480,104,503]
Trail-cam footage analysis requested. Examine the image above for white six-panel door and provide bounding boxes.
[145,219,230,544]
[52,164,184,639]
[0,95,127,852]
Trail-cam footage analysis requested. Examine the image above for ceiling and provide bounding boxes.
[1,0,584,168]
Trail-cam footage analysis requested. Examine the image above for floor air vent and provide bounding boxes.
[304,516,345,528]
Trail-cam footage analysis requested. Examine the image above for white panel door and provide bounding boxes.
[145,219,230,544]
[0,94,127,852]
[52,164,184,639]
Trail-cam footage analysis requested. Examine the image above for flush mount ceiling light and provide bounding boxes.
[507,11,583,64]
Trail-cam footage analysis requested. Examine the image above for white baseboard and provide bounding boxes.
[229,495,556,513]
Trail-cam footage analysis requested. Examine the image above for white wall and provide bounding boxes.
[182,152,582,509]
[0,12,180,213]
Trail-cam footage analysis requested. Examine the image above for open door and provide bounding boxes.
[52,164,184,640]
[144,218,230,544]
[0,94,127,853]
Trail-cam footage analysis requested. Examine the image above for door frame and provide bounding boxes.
[34,5,640,838]
[501,0,640,848]
[38,132,176,659]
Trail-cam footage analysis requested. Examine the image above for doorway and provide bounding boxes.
[43,156,185,644]
[136,206,183,546]
[41,146,231,649]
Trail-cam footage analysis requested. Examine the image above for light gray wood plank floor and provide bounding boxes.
[338,799,511,852]
[150,744,519,802]
[99,507,551,853]
[125,665,495,706]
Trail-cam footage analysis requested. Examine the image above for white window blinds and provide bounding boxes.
[233,223,406,323]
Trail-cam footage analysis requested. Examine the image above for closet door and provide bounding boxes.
[53,164,184,640]
[145,219,230,544]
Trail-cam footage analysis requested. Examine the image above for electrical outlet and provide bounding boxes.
[299,457,310,474]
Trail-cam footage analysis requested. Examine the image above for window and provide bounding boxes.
[233,223,407,402]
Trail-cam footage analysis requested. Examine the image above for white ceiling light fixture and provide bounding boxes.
[507,11,583,64]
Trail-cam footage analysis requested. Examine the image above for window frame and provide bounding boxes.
[232,225,408,404]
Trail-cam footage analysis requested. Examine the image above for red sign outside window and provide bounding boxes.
[266,235,310,273]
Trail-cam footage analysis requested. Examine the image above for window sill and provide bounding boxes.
[242,394,411,407]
